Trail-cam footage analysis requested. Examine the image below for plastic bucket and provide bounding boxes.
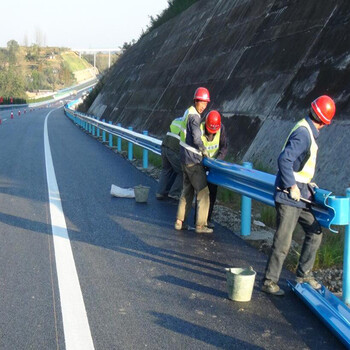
[225,267,256,302]
[134,185,150,203]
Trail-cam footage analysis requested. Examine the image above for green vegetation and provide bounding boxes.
[0,40,94,103]
[61,52,90,71]
[145,0,199,34]
[119,139,162,167]
[78,75,106,113]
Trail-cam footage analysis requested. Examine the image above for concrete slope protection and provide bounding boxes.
[0,107,344,348]
[89,0,350,195]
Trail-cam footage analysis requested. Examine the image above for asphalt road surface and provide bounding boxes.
[0,106,345,349]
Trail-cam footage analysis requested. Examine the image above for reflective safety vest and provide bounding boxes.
[167,106,197,142]
[165,117,183,143]
[200,122,221,158]
[283,118,318,183]
[179,106,203,156]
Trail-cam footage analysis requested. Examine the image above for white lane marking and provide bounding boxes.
[44,110,95,350]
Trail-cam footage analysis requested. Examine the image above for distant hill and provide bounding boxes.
[0,42,98,102]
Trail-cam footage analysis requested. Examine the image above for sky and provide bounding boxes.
[1,0,169,49]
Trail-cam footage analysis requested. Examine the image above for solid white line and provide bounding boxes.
[44,110,95,350]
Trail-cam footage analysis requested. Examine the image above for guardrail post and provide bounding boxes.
[128,127,133,160]
[241,162,253,236]
[102,119,106,142]
[109,121,113,147]
[97,118,100,138]
[143,130,148,169]
[343,188,350,305]
[89,121,92,134]
[92,122,96,136]
[117,123,122,151]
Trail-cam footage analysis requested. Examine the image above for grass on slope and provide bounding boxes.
[61,52,91,71]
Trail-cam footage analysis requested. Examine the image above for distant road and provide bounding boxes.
[0,108,344,349]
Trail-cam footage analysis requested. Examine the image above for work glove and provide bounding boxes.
[202,149,209,158]
[309,182,318,188]
[289,185,301,201]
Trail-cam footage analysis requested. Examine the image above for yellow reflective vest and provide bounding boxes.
[283,118,318,183]
[200,122,221,158]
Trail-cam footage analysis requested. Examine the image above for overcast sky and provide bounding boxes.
[1,0,169,49]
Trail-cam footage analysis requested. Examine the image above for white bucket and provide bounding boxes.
[134,185,150,203]
[225,267,256,302]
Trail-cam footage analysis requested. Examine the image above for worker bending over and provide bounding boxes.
[262,95,336,296]
[175,87,212,234]
[156,116,183,200]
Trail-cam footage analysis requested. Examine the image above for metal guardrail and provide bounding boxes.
[64,104,350,345]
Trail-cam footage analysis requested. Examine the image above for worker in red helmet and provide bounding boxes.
[262,95,336,296]
[175,87,213,234]
[193,110,228,228]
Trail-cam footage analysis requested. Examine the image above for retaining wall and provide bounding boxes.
[88,0,350,194]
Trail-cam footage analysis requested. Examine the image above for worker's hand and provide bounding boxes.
[202,149,209,158]
[289,185,301,201]
[309,182,318,188]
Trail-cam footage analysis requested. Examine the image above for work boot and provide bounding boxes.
[261,280,285,296]
[296,275,321,290]
[175,220,188,231]
[206,221,215,229]
[195,225,213,234]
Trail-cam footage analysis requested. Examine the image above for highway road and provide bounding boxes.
[0,106,345,349]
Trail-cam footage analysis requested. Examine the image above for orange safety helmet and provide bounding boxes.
[194,87,210,102]
[205,110,221,133]
[310,95,336,125]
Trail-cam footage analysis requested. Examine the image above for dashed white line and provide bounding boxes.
[44,110,95,350]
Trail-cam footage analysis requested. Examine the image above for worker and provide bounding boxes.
[194,110,228,228]
[174,87,212,234]
[156,117,183,200]
[262,95,336,296]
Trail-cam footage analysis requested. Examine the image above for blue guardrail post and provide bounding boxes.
[241,162,253,236]
[109,121,113,147]
[344,188,350,305]
[128,126,133,160]
[102,119,106,143]
[143,130,148,169]
[97,118,100,138]
[117,123,122,152]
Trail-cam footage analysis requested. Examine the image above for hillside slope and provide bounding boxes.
[88,0,350,194]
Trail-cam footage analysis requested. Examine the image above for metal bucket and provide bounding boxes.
[225,267,256,302]
[134,185,150,203]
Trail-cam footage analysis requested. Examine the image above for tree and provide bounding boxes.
[7,40,19,65]
[0,66,25,98]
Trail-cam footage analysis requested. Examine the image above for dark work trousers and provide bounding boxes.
[194,182,218,225]
[157,146,183,198]
[264,203,322,283]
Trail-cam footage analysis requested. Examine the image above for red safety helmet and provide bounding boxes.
[205,110,221,134]
[194,87,210,102]
[311,95,336,125]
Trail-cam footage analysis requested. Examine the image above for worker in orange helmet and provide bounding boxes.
[193,110,228,228]
[262,95,336,296]
[175,87,213,234]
